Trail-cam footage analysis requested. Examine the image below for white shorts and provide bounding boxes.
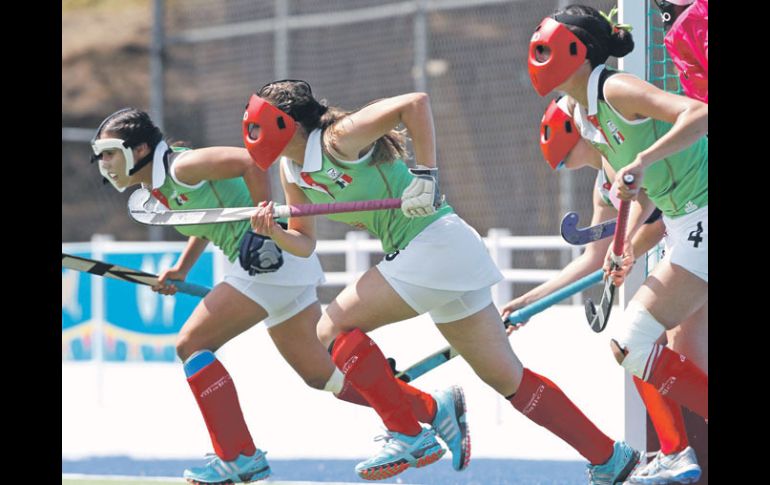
[223,252,324,328]
[380,272,493,323]
[662,205,708,282]
[376,213,503,291]
[376,213,502,322]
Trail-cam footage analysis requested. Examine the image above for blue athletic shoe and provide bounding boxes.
[587,441,640,485]
[625,446,701,484]
[355,426,446,480]
[431,385,471,471]
[183,450,270,484]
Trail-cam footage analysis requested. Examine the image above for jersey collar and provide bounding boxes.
[150,140,171,189]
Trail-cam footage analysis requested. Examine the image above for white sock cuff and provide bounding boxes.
[323,367,345,394]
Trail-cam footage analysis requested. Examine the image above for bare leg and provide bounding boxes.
[317,267,418,347]
[176,282,267,360]
[267,301,336,390]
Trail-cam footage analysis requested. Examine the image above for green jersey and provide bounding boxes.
[576,66,708,217]
[151,147,252,261]
[282,129,454,253]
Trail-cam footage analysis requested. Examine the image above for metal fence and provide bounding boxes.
[63,232,584,362]
[63,0,621,297]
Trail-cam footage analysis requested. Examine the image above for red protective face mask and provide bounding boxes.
[242,94,297,171]
[528,17,588,96]
[540,97,580,170]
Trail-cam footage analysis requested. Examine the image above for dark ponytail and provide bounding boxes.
[553,4,634,67]
[259,80,407,165]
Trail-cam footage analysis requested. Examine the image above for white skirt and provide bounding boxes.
[223,250,325,287]
[662,205,708,282]
[376,213,503,291]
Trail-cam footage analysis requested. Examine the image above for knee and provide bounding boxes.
[317,318,345,349]
[182,349,216,378]
[328,328,368,363]
[609,301,666,378]
[176,328,216,361]
[175,332,197,361]
[301,373,331,391]
[472,364,522,397]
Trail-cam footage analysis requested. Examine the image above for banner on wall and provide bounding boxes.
[61,246,215,362]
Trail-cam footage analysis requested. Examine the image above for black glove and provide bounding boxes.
[238,230,284,275]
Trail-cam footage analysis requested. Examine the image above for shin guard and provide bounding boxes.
[645,345,708,420]
[633,376,688,454]
[331,328,421,435]
[509,368,614,465]
[185,350,257,461]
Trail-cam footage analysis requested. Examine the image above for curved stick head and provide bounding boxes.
[560,212,581,244]
[127,187,154,213]
[584,285,615,333]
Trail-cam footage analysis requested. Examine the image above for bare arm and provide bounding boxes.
[326,93,436,168]
[621,188,657,248]
[501,185,615,320]
[603,75,707,197]
[250,163,318,258]
[154,236,209,295]
[171,146,272,204]
[605,74,708,167]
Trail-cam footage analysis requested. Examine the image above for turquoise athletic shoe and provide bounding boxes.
[586,441,640,485]
[431,385,471,471]
[355,426,446,480]
[626,446,701,484]
[183,449,270,484]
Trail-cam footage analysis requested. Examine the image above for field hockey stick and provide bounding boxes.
[584,174,635,332]
[560,212,616,245]
[62,253,211,298]
[127,188,402,226]
[393,269,604,383]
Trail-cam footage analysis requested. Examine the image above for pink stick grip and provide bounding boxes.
[611,174,635,259]
[286,198,402,217]
[612,200,631,258]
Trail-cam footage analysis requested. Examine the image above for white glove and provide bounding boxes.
[401,165,443,218]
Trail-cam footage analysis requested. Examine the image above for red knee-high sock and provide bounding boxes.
[509,368,614,465]
[634,376,688,454]
[187,359,256,461]
[331,328,422,435]
[336,374,436,423]
[644,345,708,420]
[395,380,437,423]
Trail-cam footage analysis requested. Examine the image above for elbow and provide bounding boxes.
[682,101,708,136]
[294,240,316,259]
[411,92,430,109]
[404,92,430,116]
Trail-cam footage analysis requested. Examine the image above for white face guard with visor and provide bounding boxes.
[90,108,140,193]
[91,137,136,193]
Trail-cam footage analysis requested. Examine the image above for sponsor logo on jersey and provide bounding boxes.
[606,120,625,145]
[684,201,698,213]
[326,167,353,189]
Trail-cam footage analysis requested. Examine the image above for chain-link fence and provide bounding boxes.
[63,0,623,300]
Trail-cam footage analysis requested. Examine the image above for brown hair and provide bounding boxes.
[258,80,407,165]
